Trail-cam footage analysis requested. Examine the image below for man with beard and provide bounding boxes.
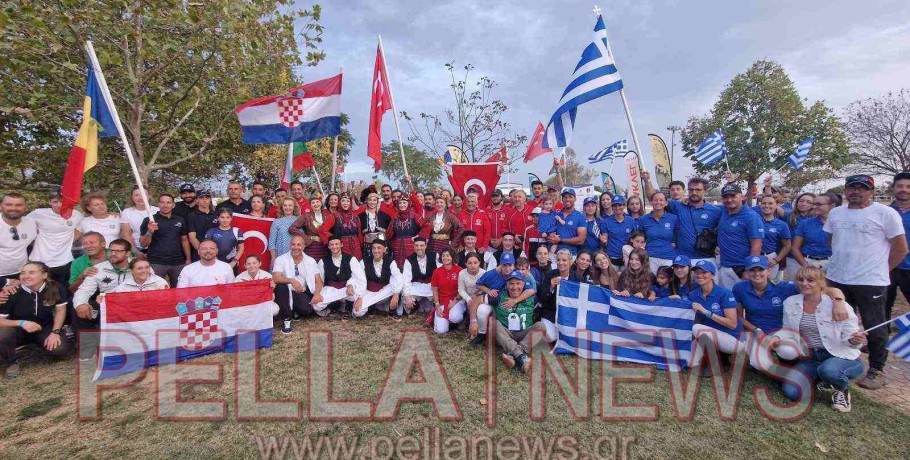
[485,189,511,258]
[27,192,82,289]
[176,240,236,287]
[72,238,132,360]
[379,184,396,217]
[140,193,191,287]
[289,181,311,214]
[644,172,721,266]
[173,183,197,219]
[0,193,37,283]
[267,188,289,218]
[529,180,546,207]
[887,172,910,335]
[549,189,587,256]
[187,191,218,261]
[715,183,764,288]
[217,180,252,214]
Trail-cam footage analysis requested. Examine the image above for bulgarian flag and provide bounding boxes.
[280,141,315,188]
[60,67,118,218]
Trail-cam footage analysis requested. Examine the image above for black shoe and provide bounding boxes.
[291,312,302,322]
[470,333,486,346]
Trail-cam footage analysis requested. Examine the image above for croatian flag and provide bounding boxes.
[234,74,342,145]
[95,280,274,380]
[554,280,695,371]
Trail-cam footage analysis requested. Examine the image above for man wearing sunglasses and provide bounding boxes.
[0,193,37,284]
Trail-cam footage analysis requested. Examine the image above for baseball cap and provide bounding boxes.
[196,190,211,198]
[561,188,576,197]
[499,252,516,265]
[506,270,526,282]
[720,183,742,196]
[692,259,717,275]
[583,197,598,206]
[179,183,196,193]
[671,255,691,267]
[845,174,874,189]
[531,207,542,215]
[611,195,626,205]
[745,255,768,270]
[491,189,503,197]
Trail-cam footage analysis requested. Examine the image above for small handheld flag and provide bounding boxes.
[885,312,910,362]
[589,139,628,164]
[692,130,728,167]
[787,137,814,170]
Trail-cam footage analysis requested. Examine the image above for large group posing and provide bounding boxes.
[2,170,910,415]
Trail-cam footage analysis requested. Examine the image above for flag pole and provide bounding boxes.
[312,166,325,197]
[331,66,342,192]
[378,35,409,178]
[85,41,154,223]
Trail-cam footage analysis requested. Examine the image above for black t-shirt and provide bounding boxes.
[173,201,196,219]
[216,198,252,215]
[140,212,188,265]
[0,284,68,327]
[187,208,218,261]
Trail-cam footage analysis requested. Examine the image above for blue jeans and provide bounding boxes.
[781,348,865,401]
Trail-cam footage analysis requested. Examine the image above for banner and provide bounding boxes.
[231,213,275,270]
[648,134,672,190]
[600,172,618,195]
[448,163,500,208]
[96,280,274,380]
[624,152,642,198]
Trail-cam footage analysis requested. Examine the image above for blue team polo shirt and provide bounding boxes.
[638,212,678,259]
[666,200,722,259]
[602,215,637,259]
[732,280,799,333]
[717,206,764,267]
[761,217,791,254]
[688,284,741,338]
[583,218,602,253]
[795,217,831,259]
[891,203,910,270]
[555,209,586,255]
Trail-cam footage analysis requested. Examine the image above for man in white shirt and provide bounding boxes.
[271,235,321,333]
[72,238,132,360]
[402,238,438,315]
[357,240,402,318]
[28,192,82,289]
[176,240,235,288]
[311,235,366,318]
[824,174,909,390]
[0,193,38,283]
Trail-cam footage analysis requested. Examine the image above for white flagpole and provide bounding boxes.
[312,166,325,196]
[331,66,342,192]
[85,41,155,223]
[377,35,409,178]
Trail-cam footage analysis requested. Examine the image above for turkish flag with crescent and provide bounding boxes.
[231,213,275,270]
[523,122,552,163]
[448,163,500,208]
[368,45,392,172]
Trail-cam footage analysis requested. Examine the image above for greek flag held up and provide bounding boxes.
[589,139,628,164]
[886,312,910,362]
[554,280,695,371]
[787,137,814,170]
[692,129,728,166]
[543,14,624,149]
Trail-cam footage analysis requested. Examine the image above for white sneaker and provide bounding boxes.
[831,388,851,413]
[281,321,292,334]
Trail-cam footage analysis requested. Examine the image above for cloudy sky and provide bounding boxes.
[294,0,910,189]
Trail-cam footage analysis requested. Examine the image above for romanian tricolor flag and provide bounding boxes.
[60,67,118,219]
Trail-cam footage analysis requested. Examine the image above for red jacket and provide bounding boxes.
[380,200,397,218]
[457,208,491,250]
[485,205,511,249]
[508,205,534,242]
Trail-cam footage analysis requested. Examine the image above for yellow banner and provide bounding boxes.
[648,134,672,190]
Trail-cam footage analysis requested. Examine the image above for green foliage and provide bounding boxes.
[544,148,594,186]
[1,0,324,198]
[379,141,441,190]
[681,60,850,193]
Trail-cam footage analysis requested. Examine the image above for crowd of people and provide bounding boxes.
[1,170,908,414]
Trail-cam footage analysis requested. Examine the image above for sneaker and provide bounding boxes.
[831,388,852,412]
[5,362,20,379]
[517,354,532,374]
[281,321,292,334]
[470,333,486,346]
[500,353,516,369]
[291,312,302,322]
[816,381,836,394]
[857,368,889,390]
[63,325,76,340]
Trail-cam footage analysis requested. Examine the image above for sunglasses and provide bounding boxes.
[10,227,20,241]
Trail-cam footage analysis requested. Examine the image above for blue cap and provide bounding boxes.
[583,197,598,206]
[561,188,576,197]
[506,270,526,282]
[499,252,516,265]
[671,255,691,267]
[745,255,769,270]
[611,195,626,205]
[692,259,717,275]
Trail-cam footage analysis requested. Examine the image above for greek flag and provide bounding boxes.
[589,139,628,164]
[787,137,814,170]
[692,130,728,166]
[543,15,624,149]
[554,280,695,370]
[886,312,910,362]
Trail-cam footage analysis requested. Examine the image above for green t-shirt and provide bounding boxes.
[494,293,536,331]
[68,252,107,284]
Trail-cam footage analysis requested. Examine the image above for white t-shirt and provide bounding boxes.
[28,208,83,267]
[120,206,159,249]
[176,260,235,288]
[272,252,318,293]
[235,270,272,282]
[0,216,38,276]
[81,214,122,248]
[824,202,905,286]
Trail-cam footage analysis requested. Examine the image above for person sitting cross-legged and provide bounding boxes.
[354,240,402,318]
[401,237,438,316]
[493,271,547,375]
[311,235,366,319]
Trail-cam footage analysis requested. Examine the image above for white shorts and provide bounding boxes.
[649,257,674,274]
[434,301,467,334]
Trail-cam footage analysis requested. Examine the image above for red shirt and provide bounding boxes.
[485,205,511,247]
[380,200,397,218]
[522,224,543,259]
[431,264,462,306]
[457,208,491,249]
[296,198,312,214]
[508,205,534,240]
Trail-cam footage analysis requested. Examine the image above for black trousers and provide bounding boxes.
[886,268,910,332]
[828,280,889,371]
[48,263,72,295]
[274,285,315,320]
[0,326,72,362]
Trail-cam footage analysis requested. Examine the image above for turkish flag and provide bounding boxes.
[448,163,500,208]
[487,147,507,164]
[368,44,392,172]
[231,213,275,270]
[523,122,552,163]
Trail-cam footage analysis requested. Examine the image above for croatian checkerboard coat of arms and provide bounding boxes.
[277,88,306,128]
[176,296,222,350]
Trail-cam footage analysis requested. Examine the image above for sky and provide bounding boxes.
[291,0,910,190]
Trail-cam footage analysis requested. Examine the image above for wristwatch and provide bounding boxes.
[51,329,63,335]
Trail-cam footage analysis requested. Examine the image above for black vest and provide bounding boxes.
[493,247,522,267]
[365,257,393,285]
[322,254,353,285]
[406,251,437,283]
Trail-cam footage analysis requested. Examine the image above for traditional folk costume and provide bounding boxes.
[325,207,362,259]
[387,202,423,268]
[402,250,438,314]
[359,208,391,262]
[290,209,332,260]
[358,253,403,317]
[314,251,366,313]
[422,209,463,255]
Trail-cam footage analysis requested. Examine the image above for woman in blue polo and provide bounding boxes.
[688,260,742,369]
[599,195,638,268]
[792,193,838,272]
[638,191,678,273]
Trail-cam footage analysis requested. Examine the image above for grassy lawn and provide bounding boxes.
[1,313,908,460]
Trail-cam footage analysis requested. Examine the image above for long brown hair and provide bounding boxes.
[789,192,816,228]
[617,249,652,296]
[592,251,620,289]
[23,262,62,306]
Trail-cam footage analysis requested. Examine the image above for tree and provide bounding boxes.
[402,63,527,167]
[544,148,594,186]
[681,60,850,197]
[1,0,324,197]
[379,142,441,190]
[842,89,910,176]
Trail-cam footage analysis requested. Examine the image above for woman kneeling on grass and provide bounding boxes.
[687,259,742,375]
[771,266,866,412]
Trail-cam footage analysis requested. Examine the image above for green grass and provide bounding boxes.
[1,313,908,459]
